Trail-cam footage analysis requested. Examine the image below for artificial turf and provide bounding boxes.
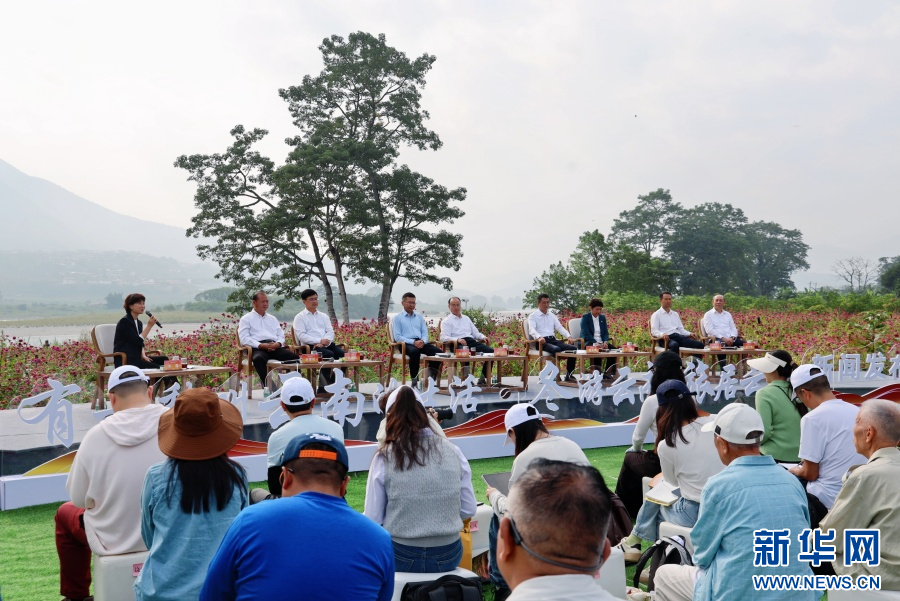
[0,445,635,601]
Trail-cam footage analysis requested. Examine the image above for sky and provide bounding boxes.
[2,0,899,302]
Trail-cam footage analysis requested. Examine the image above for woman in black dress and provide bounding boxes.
[113,293,168,368]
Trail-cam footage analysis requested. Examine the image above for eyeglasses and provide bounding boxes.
[279,467,295,485]
[507,515,602,572]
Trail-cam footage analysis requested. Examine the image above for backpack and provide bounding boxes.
[400,574,483,601]
[631,535,693,591]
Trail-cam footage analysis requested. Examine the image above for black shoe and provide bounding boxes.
[493,586,512,601]
[316,386,327,394]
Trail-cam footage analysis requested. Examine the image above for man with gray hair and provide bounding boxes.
[654,403,815,601]
[496,459,622,600]
[820,398,900,589]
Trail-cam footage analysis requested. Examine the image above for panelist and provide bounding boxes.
[439,296,493,386]
[527,293,577,381]
[114,293,169,369]
[238,291,299,387]
[578,298,618,378]
[293,288,344,391]
[392,292,440,388]
[650,291,704,353]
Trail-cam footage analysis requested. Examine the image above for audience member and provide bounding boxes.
[615,351,684,518]
[616,380,724,562]
[374,385,445,449]
[292,288,345,391]
[579,298,619,378]
[135,388,247,600]
[364,386,476,572]
[650,292,704,353]
[654,404,815,601]
[788,365,866,527]
[526,293,577,380]
[391,292,440,388]
[257,376,343,501]
[820,398,900,588]
[748,351,804,463]
[496,459,622,600]
[486,403,591,600]
[202,433,393,600]
[439,296,493,385]
[238,291,298,387]
[114,293,169,369]
[55,366,167,601]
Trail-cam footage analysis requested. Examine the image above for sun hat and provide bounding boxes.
[281,432,349,470]
[790,364,827,390]
[108,365,149,393]
[746,352,787,374]
[655,380,697,406]
[504,403,552,445]
[385,385,424,414]
[701,403,765,444]
[280,377,316,407]
[157,388,242,460]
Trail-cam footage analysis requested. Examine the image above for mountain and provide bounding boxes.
[0,158,204,259]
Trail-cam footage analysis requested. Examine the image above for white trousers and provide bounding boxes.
[653,565,699,601]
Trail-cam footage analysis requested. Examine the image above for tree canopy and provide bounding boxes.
[177,32,464,321]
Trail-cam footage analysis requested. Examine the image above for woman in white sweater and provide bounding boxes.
[615,351,686,518]
[616,380,724,562]
[485,403,590,600]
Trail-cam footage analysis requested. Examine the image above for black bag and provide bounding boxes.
[400,574,483,601]
[606,493,634,547]
[631,535,693,591]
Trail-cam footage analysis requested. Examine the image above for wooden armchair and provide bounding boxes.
[289,325,346,358]
[697,318,715,346]
[522,319,560,374]
[385,320,410,384]
[90,325,127,409]
[437,319,492,352]
[235,329,256,398]
[648,319,669,360]
[566,318,586,350]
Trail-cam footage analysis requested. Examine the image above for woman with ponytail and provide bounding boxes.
[748,350,804,463]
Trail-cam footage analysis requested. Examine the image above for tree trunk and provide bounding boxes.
[331,245,351,324]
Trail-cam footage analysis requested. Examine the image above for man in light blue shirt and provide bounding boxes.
[654,404,816,601]
[392,292,440,387]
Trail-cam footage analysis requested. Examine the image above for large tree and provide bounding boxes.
[604,243,679,295]
[743,221,810,296]
[610,188,682,255]
[279,32,464,319]
[523,230,610,311]
[178,33,464,321]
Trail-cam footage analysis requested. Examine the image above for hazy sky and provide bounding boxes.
[3,0,899,300]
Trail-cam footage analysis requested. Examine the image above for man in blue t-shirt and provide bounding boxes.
[201,433,394,601]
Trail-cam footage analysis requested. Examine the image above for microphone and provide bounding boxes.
[146,311,164,328]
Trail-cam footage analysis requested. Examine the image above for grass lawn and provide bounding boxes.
[0,445,635,601]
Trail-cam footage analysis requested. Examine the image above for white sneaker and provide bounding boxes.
[614,537,643,563]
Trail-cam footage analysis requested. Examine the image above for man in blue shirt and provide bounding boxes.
[654,404,816,601]
[392,292,440,387]
[200,433,394,601]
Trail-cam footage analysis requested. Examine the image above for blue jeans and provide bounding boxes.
[393,538,463,573]
[633,497,700,541]
[488,513,509,589]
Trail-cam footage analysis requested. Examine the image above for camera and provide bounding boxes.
[432,408,454,422]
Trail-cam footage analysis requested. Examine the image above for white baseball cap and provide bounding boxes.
[280,377,316,407]
[790,364,828,390]
[504,403,552,444]
[385,386,424,413]
[701,403,765,444]
[108,365,149,393]
[746,353,787,374]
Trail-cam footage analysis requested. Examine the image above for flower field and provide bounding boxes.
[2,309,898,410]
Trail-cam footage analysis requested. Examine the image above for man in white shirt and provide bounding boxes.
[789,364,867,528]
[702,294,744,367]
[650,291,704,353]
[293,288,345,390]
[440,296,493,385]
[238,291,298,387]
[496,459,621,601]
[527,293,577,380]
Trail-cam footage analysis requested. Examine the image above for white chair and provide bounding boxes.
[598,545,626,598]
[471,504,493,558]
[93,550,148,601]
[391,567,479,601]
[658,521,694,555]
[90,324,126,409]
[567,318,585,349]
[828,589,900,600]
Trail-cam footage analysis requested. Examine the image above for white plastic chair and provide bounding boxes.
[93,550,148,601]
